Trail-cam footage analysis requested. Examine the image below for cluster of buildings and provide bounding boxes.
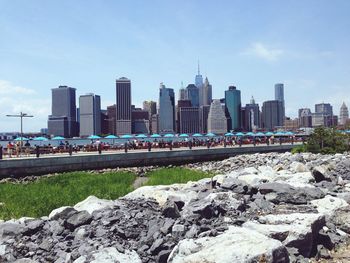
[46,66,350,138]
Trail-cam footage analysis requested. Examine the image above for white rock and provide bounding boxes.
[123,184,198,206]
[311,195,349,216]
[73,256,87,263]
[237,173,273,186]
[289,162,309,173]
[74,196,115,215]
[0,244,6,256]
[90,247,141,263]
[168,226,288,263]
[48,206,72,220]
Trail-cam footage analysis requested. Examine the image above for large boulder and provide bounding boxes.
[74,196,115,214]
[89,247,142,263]
[168,226,289,263]
[311,195,349,216]
[331,159,350,180]
[256,213,325,257]
[258,183,325,204]
[289,162,309,173]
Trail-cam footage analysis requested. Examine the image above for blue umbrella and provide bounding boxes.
[164,134,174,138]
[206,133,216,137]
[246,132,254,136]
[346,130,350,134]
[285,131,294,136]
[192,133,203,137]
[105,135,118,139]
[275,132,285,136]
[225,132,234,136]
[121,134,133,139]
[33,136,48,141]
[14,137,29,141]
[265,132,274,136]
[135,134,147,139]
[255,132,265,136]
[151,134,161,138]
[235,132,244,136]
[52,136,65,140]
[179,133,189,137]
[88,135,101,139]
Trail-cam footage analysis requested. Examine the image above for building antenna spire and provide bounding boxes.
[197,60,200,75]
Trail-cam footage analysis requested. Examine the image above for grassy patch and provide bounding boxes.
[144,167,213,186]
[0,171,135,220]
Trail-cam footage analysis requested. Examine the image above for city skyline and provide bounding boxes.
[1,1,350,132]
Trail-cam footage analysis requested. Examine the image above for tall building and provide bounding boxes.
[195,62,204,106]
[298,108,312,128]
[200,105,210,134]
[312,103,334,127]
[48,85,78,137]
[143,101,157,118]
[243,96,260,131]
[202,77,212,106]
[262,100,284,130]
[178,107,200,134]
[100,110,109,135]
[225,86,242,131]
[274,83,285,124]
[106,105,116,135]
[186,84,199,107]
[151,114,159,134]
[79,93,101,137]
[116,77,132,135]
[207,99,227,134]
[315,103,333,116]
[179,82,187,100]
[339,102,349,125]
[159,83,175,132]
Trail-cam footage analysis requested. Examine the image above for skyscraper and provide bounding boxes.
[48,85,78,137]
[202,77,212,106]
[143,101,157,118]
[339,102,349,125]
[207,99,227,134]
[274,83,285,123]
[200,105,211,134]
[179,82,187,100]
[225,86,242,131]
[159,83,175,132]
[116,77,132,135]
[298,108,312,128]
[107,105,116,135]
[186,84,199,107]
[178,106,200,134]
[79,93,101,137]
[262,100,284,130]
[195,62,204,106]
[315,103,333,116]
[243,96,260,131]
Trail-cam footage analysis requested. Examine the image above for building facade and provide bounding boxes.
[116,77,132,135]
[243,96,260,131]
[202,77,212,106]
[195,63,204,106]
[186,84,199,107]
[225,86,242,131]
[274,83,285,124]
[261,100,284,130]
[178,107,200,134]
[107,105,116,135]
[79,93,101,137]
[159,83,175,133]
[339,102,349,125]
[207,99,227,134]
[200,105,210,134]
[48,85,78,137]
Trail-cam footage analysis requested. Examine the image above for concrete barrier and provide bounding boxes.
[0,145,295,178]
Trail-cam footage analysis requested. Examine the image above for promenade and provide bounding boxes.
[0,143,299,178]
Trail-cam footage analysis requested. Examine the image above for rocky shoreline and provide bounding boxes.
[1,152,350,262]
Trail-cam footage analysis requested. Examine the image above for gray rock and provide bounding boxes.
[65,211,92,230]
[0,222,23,239]
[162,200,180,219]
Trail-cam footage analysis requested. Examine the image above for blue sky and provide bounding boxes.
[0,0,350,132]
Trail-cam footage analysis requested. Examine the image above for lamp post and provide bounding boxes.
[6,112,34,156]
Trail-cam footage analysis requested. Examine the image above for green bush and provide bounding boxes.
[291,145,306,154]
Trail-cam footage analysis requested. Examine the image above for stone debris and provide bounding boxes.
[1,152,350,262]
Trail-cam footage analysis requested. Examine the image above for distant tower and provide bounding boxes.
[274,83,285,123]
[340,102,349,125]
[79,93,101,137]
[116,77,132,135]
[179,81,187,100]
[203,77,212,106]
[225,86,242,131]
[159,83,175,132]
[207,99,227,134]
[195,61,204,106]
[186,84,199,107]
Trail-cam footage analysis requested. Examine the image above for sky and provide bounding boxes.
[0,0,350,132]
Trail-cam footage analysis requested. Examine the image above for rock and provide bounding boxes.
[74,195,115,215]
[168,226,289,263]
[149,238,164,255]
[258,213,325,257]
[329,206,350,233]
[0,222,23,239]
[312,165,331,182]
[157,250,171,263]
[311,195,349,216]
[23,219,44,235]
[49,206,77,220]
[219,177,252,194]
[65,211,92,230]
[331,159,350,180]
[162,200,180,219]
[290,162,309,173]
[90,247,142,263]
[39,239,54,252]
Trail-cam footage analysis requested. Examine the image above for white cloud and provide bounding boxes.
[0,80,35,95]
[242,42,284,62]
[0,80,50,132]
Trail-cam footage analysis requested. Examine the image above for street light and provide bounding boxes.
[6,112,34,156]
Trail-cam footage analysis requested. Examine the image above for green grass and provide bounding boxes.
[0,171,135,220]
[144,167,213,186]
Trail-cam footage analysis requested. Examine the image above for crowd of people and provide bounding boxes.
[0,135,301,159]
